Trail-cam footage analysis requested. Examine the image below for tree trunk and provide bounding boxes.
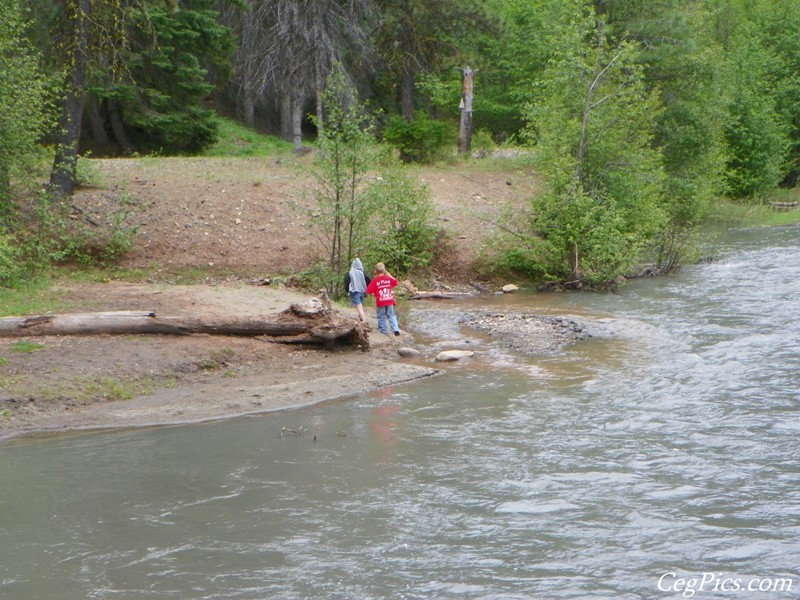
[400,69,415,122]
[458,66,474,155]
[107,100,133,154]
[49,0,91,201]
[240,43,257,129]
[0,299,371,349]
[86,94,109,147]
[315,86,323,131]
[241,91,256,129]
[280,93,294,141]
[292,95,303,154]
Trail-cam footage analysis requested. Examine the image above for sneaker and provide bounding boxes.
[394,331,401,337]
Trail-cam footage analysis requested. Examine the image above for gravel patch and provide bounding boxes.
[458,312,591,356]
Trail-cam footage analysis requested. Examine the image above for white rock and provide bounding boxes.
[435,350,475,362]
[397,347,422,358]
[501,284,519,293]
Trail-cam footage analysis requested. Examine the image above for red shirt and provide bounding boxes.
[366,274,398,307]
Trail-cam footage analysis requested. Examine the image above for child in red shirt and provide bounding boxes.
[365,262,401,336]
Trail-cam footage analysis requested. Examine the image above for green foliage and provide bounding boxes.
[52,210,135,266]
[361,168,438,274]
[0,230,24,286]
[74,154,104,188]
[306,71,382,294]
[524,190,649,283]
[516,0,666,283]
[382,114,454,163]
[0,276,71,316]
[721,22,790,198]
[101,0,234,155]
[753,0,800,185]
[471,0,550,139]
[470,130,497,157]
[706,197,800,228]
[634,3,728,228]
[0,0,51,221]
[307,72,439,295]
[10,341,44,353]
[653,226,704,275]
[13,189,137,277]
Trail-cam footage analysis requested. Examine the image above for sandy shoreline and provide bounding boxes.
[0,282,441,442]
[0,354,439,441]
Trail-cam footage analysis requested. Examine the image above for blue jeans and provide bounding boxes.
[376,304,399,335]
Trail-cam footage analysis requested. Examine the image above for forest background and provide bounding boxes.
[2,0,800,293]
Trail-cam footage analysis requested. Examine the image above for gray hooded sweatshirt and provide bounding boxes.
[347,258,368,293]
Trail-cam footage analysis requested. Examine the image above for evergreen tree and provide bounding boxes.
[93,0,234,155]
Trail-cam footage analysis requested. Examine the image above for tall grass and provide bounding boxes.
[201,117,295,157]
[0,277,73,316]
[707,199,800,228]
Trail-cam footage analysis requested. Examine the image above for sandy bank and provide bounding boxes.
[0,282,438,441]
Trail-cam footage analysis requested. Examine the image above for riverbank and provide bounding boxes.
[0,282,443,441]
[0,278,598,441]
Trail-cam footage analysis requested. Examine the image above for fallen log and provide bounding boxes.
[0,297,370,349]
[0,312,192,336]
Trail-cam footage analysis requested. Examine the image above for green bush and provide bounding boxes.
[362,168,439,274]
[470,129,497,157]
[127,107,220,155]
[382,114,454,163]
[0,231,24,286]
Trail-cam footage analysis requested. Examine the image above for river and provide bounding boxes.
[1,226,798,599]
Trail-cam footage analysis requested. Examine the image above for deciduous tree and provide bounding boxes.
[0,0,50,221]
[519,0,665,283]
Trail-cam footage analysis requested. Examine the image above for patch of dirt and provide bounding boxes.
[0,157,540,440]
[72,157,539,280]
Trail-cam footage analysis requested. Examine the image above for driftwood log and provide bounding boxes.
[0,297,370,349]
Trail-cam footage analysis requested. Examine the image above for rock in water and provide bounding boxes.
[435,350,475,361]
[501,284,519,293]
[398,347,422,358]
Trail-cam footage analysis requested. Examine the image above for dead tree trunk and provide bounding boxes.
[0,298,371,349]
[458,66,474,155]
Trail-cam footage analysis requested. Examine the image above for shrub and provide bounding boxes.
[362,168,438,274]
[0,231,24,286]
[382,114,454,163]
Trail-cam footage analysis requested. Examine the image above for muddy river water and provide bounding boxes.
[1,226,798,599]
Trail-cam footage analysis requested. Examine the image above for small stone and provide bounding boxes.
[398,347,422,358]
[436,350,475,362]
[501,284,519,293]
